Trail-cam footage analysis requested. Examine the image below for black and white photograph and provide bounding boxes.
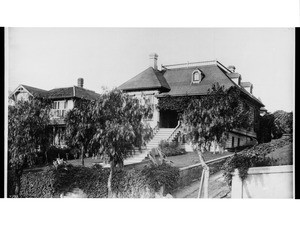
[5,27,294,199]
[1,1,299,227]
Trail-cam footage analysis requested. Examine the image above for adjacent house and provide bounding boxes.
[9,78,100,147]
[118,53,265,152]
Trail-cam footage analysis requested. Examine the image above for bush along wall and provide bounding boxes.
[158,140,186,157]
[9,162,180,198]
[221,136,292,186]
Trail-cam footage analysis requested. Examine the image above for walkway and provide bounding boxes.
[172,171,231,198]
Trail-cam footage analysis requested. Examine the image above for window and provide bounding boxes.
[53,101,60,109]
[232,136,235,148]
[64,101,68,109]
[192,69,203,84]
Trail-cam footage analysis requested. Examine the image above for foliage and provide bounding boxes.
[181,83,252,150]
[141,163,180,194]
[9,162,180,198]
[111,168,152,198]
[257,111,293,143]
[8,98,51,169]
[158,140,186,157]
[220,137,293,186]
[158,96,193,112]
[52,164,109,198]
[273,110,293,134]
[8,98,51,196]
[65,99,98,165]
[92,89,153,167]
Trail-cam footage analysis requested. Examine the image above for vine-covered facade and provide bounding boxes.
[118,53,264,151]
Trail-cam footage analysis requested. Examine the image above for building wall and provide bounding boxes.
[126,90,160,128]
[15,92,30,102]
[50,99,74,120]
[225,132,255,149]
[50,99,75,147]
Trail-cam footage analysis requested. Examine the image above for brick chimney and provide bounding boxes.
[149,53,158,70]
[77,78,84,88]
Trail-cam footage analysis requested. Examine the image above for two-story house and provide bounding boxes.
[118,53,265,153]
[9,78,101,147]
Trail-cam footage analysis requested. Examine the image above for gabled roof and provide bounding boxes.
[48,86,100,100]
[21,85,49,98]
[9,84,48,100]
[118,67,170,92]
[11,84,100,101]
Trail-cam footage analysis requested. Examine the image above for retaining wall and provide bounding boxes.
[231,165,293,198]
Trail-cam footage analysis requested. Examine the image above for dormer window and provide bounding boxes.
[192,69,203,84]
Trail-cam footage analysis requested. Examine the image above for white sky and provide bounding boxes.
[7,27,294,113]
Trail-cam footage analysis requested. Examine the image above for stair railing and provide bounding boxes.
[166,121,181,142]
[152,122,160,137]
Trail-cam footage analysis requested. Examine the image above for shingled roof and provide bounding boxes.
[118,67,170,92]
[159,64,235,97]
[48,86,100,100]
[21,85,48,98]
[11,84,100,101]
[118,61,264,107]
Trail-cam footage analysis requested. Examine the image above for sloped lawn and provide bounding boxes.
[167,151,232,168]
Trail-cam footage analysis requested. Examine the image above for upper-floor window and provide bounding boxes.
[53,100,68,109]
[192,69,203,84]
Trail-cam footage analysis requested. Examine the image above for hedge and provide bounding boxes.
[8,162,180,198]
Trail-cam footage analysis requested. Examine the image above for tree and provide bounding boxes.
[65,99,98,166]
[92,89,153,197]
[181,83,252,197]
[8,98,51,196]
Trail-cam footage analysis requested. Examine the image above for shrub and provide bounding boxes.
[141,162,180,194]
[111,168,153,198]
[11,162,180,198]
[159,140,186,157]
[7,170,17,197]
[14,164,109,198]
[19,167,56,198]
[222,149,274,186]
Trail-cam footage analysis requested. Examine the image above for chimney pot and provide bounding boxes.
[149,53,158,70]
[228,65,236,72]
[77,78,84,88]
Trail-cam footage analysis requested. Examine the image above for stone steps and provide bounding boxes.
[102,128,176,167]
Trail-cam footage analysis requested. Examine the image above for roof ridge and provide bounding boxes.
[162,60,217,69]
[74,85,97,93]
[21,84,48,92]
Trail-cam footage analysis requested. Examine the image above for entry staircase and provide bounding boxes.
[101,124,182,167]
[123,123,182,166]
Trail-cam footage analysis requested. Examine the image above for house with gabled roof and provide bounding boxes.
[119,53,265,153]
[9,78,101,147]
